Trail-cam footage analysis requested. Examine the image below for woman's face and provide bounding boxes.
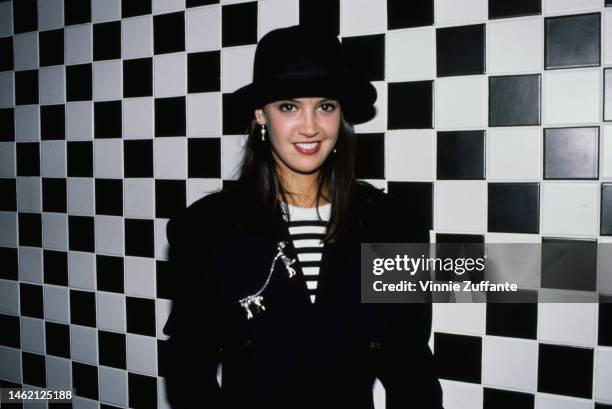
[255,97,341,176]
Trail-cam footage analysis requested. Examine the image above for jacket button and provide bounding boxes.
[243,337,253,348]
[369,340,382,350]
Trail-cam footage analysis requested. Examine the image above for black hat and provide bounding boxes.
[232,25,377,124]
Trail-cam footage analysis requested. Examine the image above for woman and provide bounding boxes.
[163,25,443,409]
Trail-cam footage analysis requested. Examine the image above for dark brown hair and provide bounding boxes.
[236,113,357,244]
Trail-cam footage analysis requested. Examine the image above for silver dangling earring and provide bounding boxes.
[260,124,267,141]
[333,147,337,153]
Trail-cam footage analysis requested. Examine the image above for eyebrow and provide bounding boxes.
[281,98,336,103]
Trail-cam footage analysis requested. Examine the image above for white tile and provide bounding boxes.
[221,134,248,179]
[0,142,16,178]
[15,105,40,142]
[93,60,123,101]
[353,81,387,133]
[41,141,66,178]
[435,0,487,25]
[186,5,221,52]
[536,393,592,409]
[65,24,93,65]
[43,285,70,324]
[439,379,483,409]
[156,298,172,340]
[483,336,538,392]
[221,45,256,93]
[0,212,17,247]
[0,2,12,36]
[92,0,121,22]
[258,0,299,40]
[386,27,435,82]
[155,218,169,261]
[68,251,96,290]
[127,334,157,375]
[94,139,123,178]
[123,97,154,139]
[95,215,124,256]
[154,137,187,179]
[0,72,14,108]
[154,52,187,97]
[67,177,95,215]
[541,182,599,236]
[0,279,19,315]
[488,17,542,74]
[18,247,42,283]
[70,325,98,364]
[0,346,21,383]
[72,396,100,409]
[17,176,41,212]
[66,102,94,141]
[124,178,155,218]
[153,0,185,14]
[187,93,221,137]
[606,69,612,122]
[435,181,487,232]
[484,233,541,288]
[46,356,71,389]
[125,256,156,298]
[158,377,173,409]
[543,69,600,126]
[433,303,486,336]
[543,0,600,14]
[39,66,66,105]
[38,0,64,30]
[42,213,68,250]
[122,16,153,59]
[435,76,487,130]
[595,348,612,402]
[187,179,222,206]
[605,9,612,66]
[538,298,598,347]
[487,127,541,181]
[13,32,39,70]
[99,366,128,407]
[20,317,45,353]
[96,292,126,332]
[340,0,386,36]
[386,129,435,181]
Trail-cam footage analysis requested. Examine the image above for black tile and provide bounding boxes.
[434,332,481,383]
[19,212,42,247]
[93,21,121,61]
[603,184,612,236]
[222,92,252,135]
[45,321,70,358]
[125,219,154,258]
[544,127,598,179]
[95,179,123,216]
[43,250,68,286]
[72,361,99,400]
[157,338,170,377]
[67,141,93,177]
[545,13,600,70]
[0,247,18,280]
[64,0,91,26]
[387,81,433,129]
[66,64,93,101]
[154,96,186,137]
[15,70,39,105]
[486,291,538,339]
[222,2,257,48]
[299,0,339,35]
[68,215,95,253]
[39,29,64,67]
[600,296,612,346]
[387,182,433,232]
[187,51,220,93]
[42,178,67,213]
[605,68,611,121]
[156,260,171,299]
[98,330,126,369]
[483,388,534,409]
[489,74,541,126]
[96,255,124,293]
[123,58,153,98]
[70,289,97,327]
[13,0,38,34]
[0,36,14,71]
[541,237,597,292]
[94,100,122,138]
[596,404,612,409]
[41,104,66,140]
[155,180,186,219]
[124,140,153,178]
[355,133,385,179]
[188,138,221,178]
[437,24,485,77]
[17,142,40,176]
[0,313,20,348]
[126,296,156,336]
[488,183,539,234]
[0,108,15,141]
[128,372,158,409]
[437,130,485,179]
[435,234,485,282]
[20,283,44,319]
[387,0,433,29]
[187,0,218,6]
[341,34,385,82]
[122,0,152,18]
[0,178,16,211]
[538,343,593,399]
[153,11,185,55]
[22,352,46,387]
[607,0,612,5]
[489,0,541,19]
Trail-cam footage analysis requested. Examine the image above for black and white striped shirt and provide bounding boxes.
[281,202,331,304]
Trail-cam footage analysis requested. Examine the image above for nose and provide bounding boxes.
[299,109,319,138]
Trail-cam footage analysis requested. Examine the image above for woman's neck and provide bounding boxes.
[278,171,330,208]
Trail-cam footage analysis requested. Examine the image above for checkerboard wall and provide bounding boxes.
[0,0,611,408]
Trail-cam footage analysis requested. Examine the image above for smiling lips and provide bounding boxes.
[293,141,321,155]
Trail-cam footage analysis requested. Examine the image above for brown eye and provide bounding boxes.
[320,103,337,112]
[279,103,297,112]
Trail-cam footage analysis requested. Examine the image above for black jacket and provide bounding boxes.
[162,180,443,409]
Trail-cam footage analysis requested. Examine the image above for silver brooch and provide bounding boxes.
[238,241,297,319]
